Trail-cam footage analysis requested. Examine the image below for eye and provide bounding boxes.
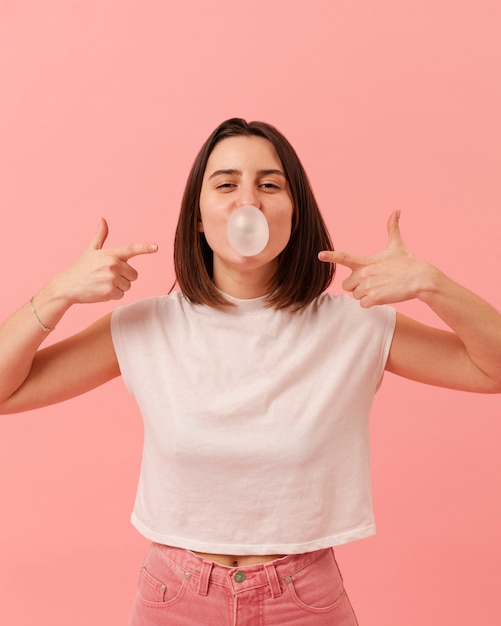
[259,182,281,191]
[216,182,236,191]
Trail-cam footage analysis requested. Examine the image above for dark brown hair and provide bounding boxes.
[173,118,335,310]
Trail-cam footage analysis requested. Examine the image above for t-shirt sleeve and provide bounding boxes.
[374,303,397,390]
[110,297,159,394]
[322,293,397,392]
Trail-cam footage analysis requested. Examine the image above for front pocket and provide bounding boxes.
[136,564,188,608]
[138,566,168,604]
[288,579,347,614]
[286,549,347,614]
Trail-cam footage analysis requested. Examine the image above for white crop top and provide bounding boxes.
[111,291,396,555]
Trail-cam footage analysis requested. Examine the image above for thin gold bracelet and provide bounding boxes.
[29,297,56,332]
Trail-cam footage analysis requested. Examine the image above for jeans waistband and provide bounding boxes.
[151,543,329,598]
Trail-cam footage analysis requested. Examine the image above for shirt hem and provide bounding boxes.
[131,514,376,555]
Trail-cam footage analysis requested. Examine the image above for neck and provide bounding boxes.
[212,259,277,300]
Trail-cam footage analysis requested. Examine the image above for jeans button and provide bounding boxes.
[234,571,246,583]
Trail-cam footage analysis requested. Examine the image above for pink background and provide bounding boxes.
[1,1,500,624]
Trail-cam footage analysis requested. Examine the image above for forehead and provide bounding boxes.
[205,135,283,173]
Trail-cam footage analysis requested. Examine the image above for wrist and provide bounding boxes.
[29,281,74,332]
[416,263,447,303]
[29,297,56,332]
[42,273,81,308]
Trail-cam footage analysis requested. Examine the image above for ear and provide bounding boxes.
[198,220,204,232]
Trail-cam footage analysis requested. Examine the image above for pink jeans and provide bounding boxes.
[129,543,359,625]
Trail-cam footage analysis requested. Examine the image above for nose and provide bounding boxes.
[235,184,260,209]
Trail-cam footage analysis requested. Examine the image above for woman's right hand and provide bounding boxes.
[49,217,159,305]
[0,218,158,412]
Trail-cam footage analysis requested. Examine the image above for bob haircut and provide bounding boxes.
[173,118,335,310]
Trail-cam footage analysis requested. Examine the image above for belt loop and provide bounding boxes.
[264,562,282,598]
[198,560,213,596]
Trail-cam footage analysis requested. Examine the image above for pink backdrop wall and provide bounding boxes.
[1,2,500,624]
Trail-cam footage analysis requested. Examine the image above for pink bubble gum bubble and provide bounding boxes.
[227,205,270,257]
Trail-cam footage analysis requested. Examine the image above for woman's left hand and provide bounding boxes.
[318,211,434,307]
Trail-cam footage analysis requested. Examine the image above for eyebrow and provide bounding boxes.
[208,168,286,180]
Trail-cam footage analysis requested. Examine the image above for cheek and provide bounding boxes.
[267,212,293,251]
[199,204,224,233]
[198,213,229,252]
[269,207,293,233]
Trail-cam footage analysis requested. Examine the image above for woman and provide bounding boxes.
[1,118,500,625]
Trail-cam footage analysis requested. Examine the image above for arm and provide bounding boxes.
[0,218,158,414]
[0,313,118,414]
[318,211,501,393]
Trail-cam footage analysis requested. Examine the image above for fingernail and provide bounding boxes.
[149,244,158,252]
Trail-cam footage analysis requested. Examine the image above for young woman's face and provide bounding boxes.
[199,135,294,285]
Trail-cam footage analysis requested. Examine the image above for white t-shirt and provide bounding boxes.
[111,290,396,555]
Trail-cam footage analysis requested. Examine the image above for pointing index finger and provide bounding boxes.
[318,250,364,270]
[111,242,159,261]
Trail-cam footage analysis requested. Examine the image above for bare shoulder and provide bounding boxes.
[2,313,120,413]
